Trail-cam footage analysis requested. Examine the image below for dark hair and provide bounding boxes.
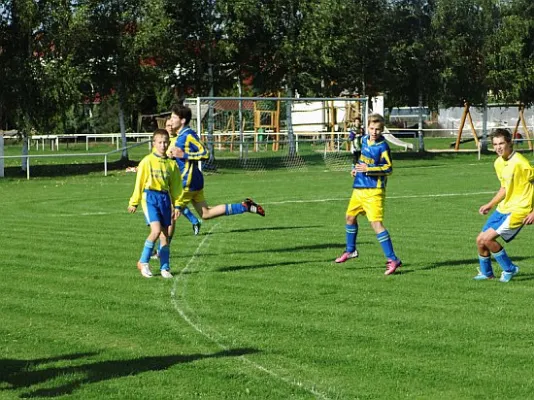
[152,128,169,140]
[171,104,192,125]
[491,128,512,143]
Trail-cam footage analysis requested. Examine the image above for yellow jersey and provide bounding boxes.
[128,152,182,208]
[495,151,534,215]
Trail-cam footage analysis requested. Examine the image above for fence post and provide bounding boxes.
[104,155,108,176]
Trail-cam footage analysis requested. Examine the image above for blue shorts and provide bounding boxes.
[141,190,172,228]
[482,210,523,243]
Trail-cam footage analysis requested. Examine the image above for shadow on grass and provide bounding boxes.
[418,256,532,271]
[2,348,258,398]
[4,159,138,178]
[216,259,315,272]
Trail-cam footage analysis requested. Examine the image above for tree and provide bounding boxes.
[0,0,82,171]
[486,0,534,106]
[73,0,172,160]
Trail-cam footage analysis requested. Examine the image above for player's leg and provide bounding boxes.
[191,191,264,220]
[138,220,163,278]
[157,195,173,278]
[335,190,360,263]
[137,192,163,277]
[477,211,521,282]
[181,206,201,235]
[366,190,401,275]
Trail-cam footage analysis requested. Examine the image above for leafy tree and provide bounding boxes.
[432,0,501,107]
[72,0,172,160]
[486,0,534,106]
[0,0,82,169]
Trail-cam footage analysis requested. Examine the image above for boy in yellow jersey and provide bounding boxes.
[335,113,402,275]
[128,129,182,279]
[475,128,534,282]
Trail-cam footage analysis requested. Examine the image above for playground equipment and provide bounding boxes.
[453,101,532,150]
[253,98,280,151]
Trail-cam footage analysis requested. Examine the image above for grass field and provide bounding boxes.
[2,149,534,399]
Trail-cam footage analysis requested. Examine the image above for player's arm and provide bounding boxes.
[358,149,393,176]
[128,159,148,212]
[184,137,209,161]
[479,187,506,215]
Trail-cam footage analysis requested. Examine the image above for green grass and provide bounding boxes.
[2,152,534,399]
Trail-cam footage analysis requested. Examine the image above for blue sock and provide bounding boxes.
[225,203,247,215]
[140,240,155,263]
[492,248,514,272]
[377,230,397,260]
[159,245,170,271]
[182,207,199,224]
[345,223,358,252]
[158,235,173,253]
[478,255,494,276]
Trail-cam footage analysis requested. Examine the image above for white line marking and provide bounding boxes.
[265,191,495,205]
[170,223,332,400]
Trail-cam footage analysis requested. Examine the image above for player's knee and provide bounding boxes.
[476,234,488,249]
[345,215,356,224]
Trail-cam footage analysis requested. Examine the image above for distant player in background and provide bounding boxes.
[349,116,364,165]
[474,128,534,282]
[169,104,265,222]
[128,129,182,279]
[335,113,402,275]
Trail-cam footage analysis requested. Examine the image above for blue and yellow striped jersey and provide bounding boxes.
[171,126,209,192]
[128,152,182,208]
[353,135,392,189]
[495,151,534,215]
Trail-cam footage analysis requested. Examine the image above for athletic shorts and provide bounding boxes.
[142,190,172,228]
[482,210,523,243]
[176,189,206,208]
[346,188,385,222]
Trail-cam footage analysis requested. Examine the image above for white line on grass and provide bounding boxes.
[170,223,332,400]
[265,191,495,205]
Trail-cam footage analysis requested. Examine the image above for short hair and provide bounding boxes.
[367,113,385,127]
[171,104,192,125]
[491,128,512,143]
[152,128,169,140]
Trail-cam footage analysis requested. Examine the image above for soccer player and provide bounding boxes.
[474,128,534,282]
[128,129,182,279]
[165,117,202,236]
[335,113,402,275]
[168,104,265,222]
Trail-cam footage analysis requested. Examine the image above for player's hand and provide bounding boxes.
[173,208,181,220]
[354,163,368,173]
[170,147,184,158]
[479,204,492,215]
[351,168,357,177]
[348,130,356,141]
[128,205,137,214]
[523,212,534,225]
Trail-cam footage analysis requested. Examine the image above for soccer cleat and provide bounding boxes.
[473,269,495,280]
[192,221,202,235]
[335,250,359,263]
[137,261,153,278]
[384,258,402,275]
[243,198,265,217]
[499,265,519,283]
[160,269,173,279]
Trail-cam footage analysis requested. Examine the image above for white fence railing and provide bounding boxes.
[0,140,150,180]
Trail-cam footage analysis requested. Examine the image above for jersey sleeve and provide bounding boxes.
[177,133,209,161]
[168,161,183,207]
[366,148,393,176]
[128,157,149,207]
